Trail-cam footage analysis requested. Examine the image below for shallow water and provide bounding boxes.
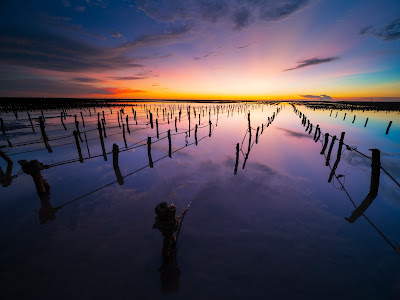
[0,101,399,299]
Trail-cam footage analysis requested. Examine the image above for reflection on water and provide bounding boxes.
[0,100,400,299]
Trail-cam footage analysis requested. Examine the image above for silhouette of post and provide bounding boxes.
[97,121,107,161]
[28,112,35,132]
[150,112,154,129]
[60,112,67,130]
[112,143,124,185]
[195,124,198,146]
[156,119,159,139]
[234,143,239,174]
[168,130,172,158]
[326,135,337,166]
[209,120,212,137]
[80,111,85,127]
[345,149,380,223]
[364,118,369,127]
[39,117,52,153]
[122,124,127,148]
[84,133,91,157]
[74,118,83,142]
[328,132,345,182]
[147,137,153,168]
[386,121,393,135]
[175,117,177,132]
[255,126,259,144]
[117,111,121,128]
[320,133,329,155]
[352,115,356,123]
[73,130,84,163]
[126,115,130,134]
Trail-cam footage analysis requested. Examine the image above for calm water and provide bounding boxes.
[1,101,400,299]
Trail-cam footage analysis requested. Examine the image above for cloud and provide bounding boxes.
[359,17,400,42]
[73,77,103,83]
[284,57,339,71]
[107,76,146,80]
[236,41,256,49]
[111,30,122,38]
[299,94,333,101]
[135,0,311,30]
[0,78,113,95]
[0,27,144,72]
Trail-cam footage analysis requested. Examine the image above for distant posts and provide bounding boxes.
[147,137,154,168]
[168,130,172,158]
[234,143,239,175]
[386,121,393,135]
[39,117,52,153]
[112,143,124,185]
[73,130,84,163]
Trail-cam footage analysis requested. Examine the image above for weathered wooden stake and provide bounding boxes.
[126,115,130,134]
[156,119,159,139]
[325,135,337,166]
[28,112,35,132]
[97,121,107,161]
[150,112,154,129]
[80,112,85,127]
[168,130,172,158]
[386,121,393,135]
[103,111,106,123]
[352,115,356,123]
[328,132,345,182]
[39,117,52,153]
[343,113,346,121]
[102,118,107,138]
[195,124,198,146]
[234,143,239,175]
[112,143,124,185]
[147,137,153,168]
[0,118,5,135]
[73,130,84,163]
[122,124,127,148]
[364,118,369,127]
[84,133,91,157]
[255,126,260,144]
[209,120,212,137]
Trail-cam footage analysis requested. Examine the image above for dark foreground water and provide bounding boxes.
[0,101,399,299]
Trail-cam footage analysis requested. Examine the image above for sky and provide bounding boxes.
[0,0,399,100]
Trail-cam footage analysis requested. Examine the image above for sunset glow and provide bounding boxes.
[1,0,399,100]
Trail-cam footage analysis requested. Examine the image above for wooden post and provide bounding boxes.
[175,117,177,132]
[248,112,251,131]
[345,149,380,223]
[84,133,91,157]
[168,130,172,158]
[386,121,393,135]
[314,125,320,142]
[352,115,356,123]
[209,120,212,137]
[112,143,124,185]
[156,119,159,139]
[97,121,107,161]
[0,118,5,135]
[328,132,345,182]
[80,111,85,127]
[147,137,153,168]
[149,112,153,129]
[103,111,106,123]
[364,118,369,127]
[343,113,346,121]
[195,124,198,146]
[325,135,337,166]
[308,123,313,134]
[73,130,84,163]
[199,113,201,125]
[117,111,121,128]
[39,117,52,153]
[234,143,239,175]
[75,119,83,142]
[255,126,259,144]
[102,118,107,138]
[28,112,35,132]
[122,124,127,148]
[60,112,67,130]
[126,115,130,134]
[242,129,252,169]
[320,133,329,155]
